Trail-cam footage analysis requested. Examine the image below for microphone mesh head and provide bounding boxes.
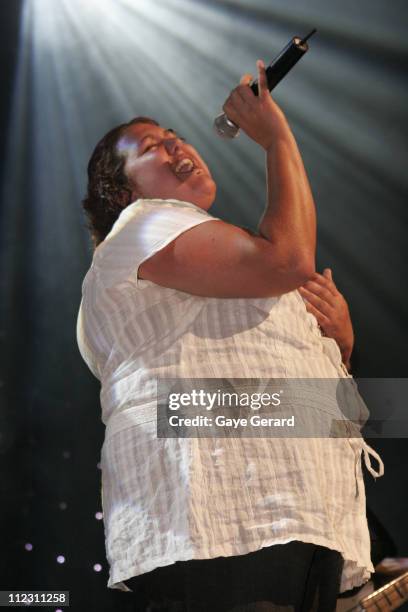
[213,113,240,139]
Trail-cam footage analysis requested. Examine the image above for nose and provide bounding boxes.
[163,137,181,155]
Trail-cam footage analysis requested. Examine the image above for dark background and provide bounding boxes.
[0,0,407,610]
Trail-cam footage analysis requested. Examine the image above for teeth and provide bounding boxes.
[175,158,195,173]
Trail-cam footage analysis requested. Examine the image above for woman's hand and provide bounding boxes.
[298,269,354,371]
[222,60,287,150]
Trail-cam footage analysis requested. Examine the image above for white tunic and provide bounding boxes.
[76,198,384,593]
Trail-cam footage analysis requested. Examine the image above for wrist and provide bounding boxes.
[262,113,291,151]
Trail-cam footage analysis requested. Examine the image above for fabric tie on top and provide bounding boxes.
[362,441,384,478]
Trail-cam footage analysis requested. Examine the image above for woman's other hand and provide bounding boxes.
[298,269,354,371]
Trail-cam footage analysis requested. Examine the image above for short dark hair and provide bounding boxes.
[82,116,159,249]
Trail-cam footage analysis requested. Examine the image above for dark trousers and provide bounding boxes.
[124,541,344,611]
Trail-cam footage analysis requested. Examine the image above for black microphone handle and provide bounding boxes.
[250,36,308,96]
[213,30,316,139]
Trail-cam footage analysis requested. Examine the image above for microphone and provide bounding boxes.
[213,29,317,139]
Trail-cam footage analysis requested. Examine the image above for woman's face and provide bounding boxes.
[117,122,217,210]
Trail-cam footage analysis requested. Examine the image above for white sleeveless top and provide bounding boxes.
[76,198,384,593]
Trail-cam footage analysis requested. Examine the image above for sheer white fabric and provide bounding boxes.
[76,198,384,593]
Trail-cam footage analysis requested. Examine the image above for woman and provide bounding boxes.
[77,60,383,611]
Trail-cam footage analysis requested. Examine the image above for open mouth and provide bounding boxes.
[172,157,201,178]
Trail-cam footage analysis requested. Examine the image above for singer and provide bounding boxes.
[77,60,383,611]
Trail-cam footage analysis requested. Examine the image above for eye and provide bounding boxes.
[144,142,159,152]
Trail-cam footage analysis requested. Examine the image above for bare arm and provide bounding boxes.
[139,220,312,298]
[224,59,316,271]
[259,116,316,269]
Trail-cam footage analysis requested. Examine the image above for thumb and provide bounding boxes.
[323,268,332,280]
[239,73,253,86]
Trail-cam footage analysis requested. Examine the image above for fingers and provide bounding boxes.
[300,279,336,308]
[256,59,268,97]
[234,73,257,105]
[298,285,333,317]
[309,271,339,297]
[223,92,253,125]
[222,58,279,147]
[232,85,256,108]
[223,74,256,123]
[239,73,253,86]
[303,300,330,329]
